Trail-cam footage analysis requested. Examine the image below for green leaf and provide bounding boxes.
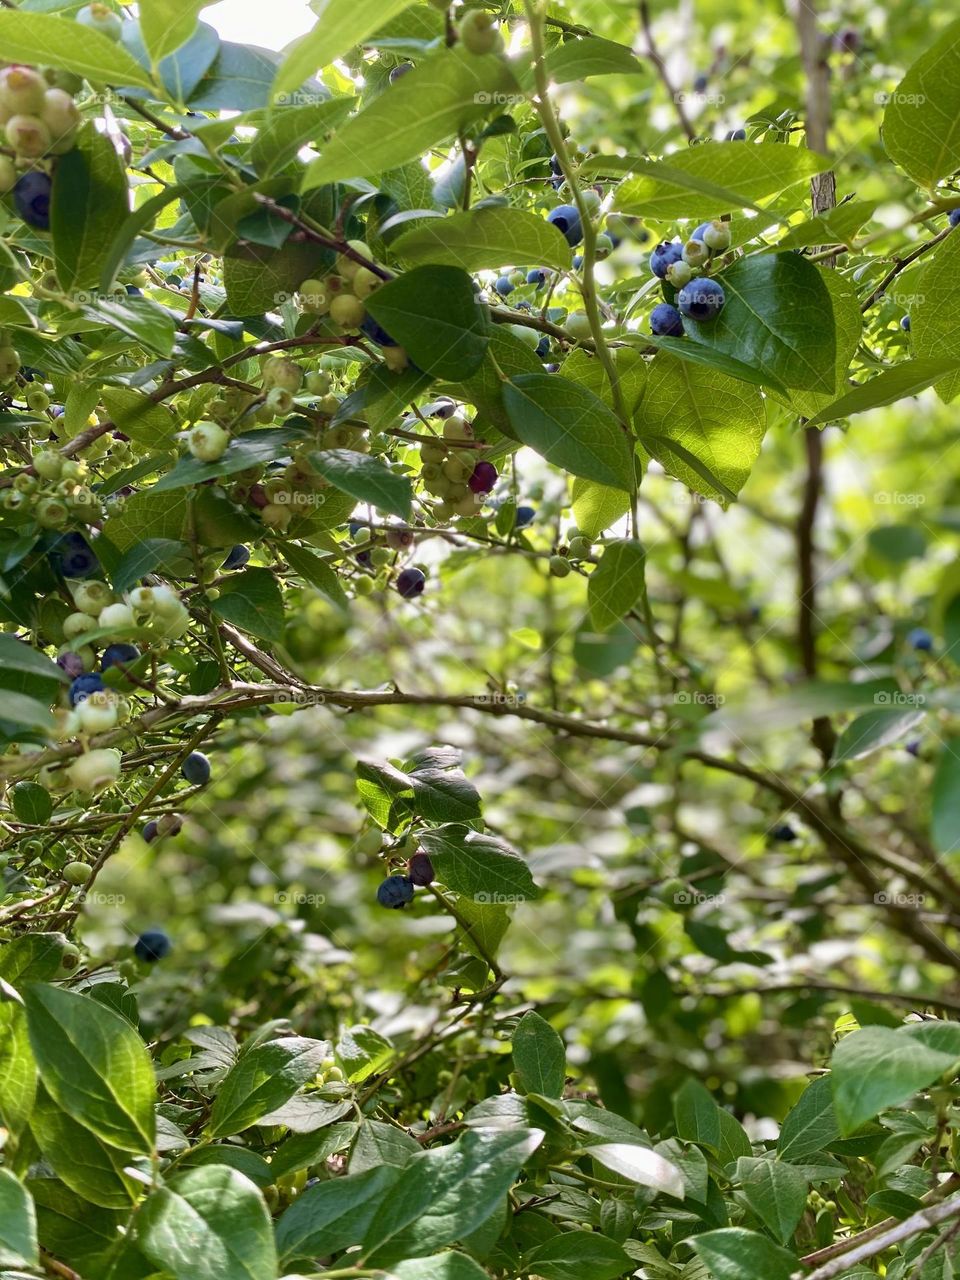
[24,985,155,1156]
[101,389,179,451]
[388,1256,490,1280]
[277,1166,400,1263]
[0,935,74,986]
[365,265,490,381]
[189,40,282,112]
[419,824,539,904]
[361,1127,544,1265]
[503,374,634,492]
[308,449,412,520]
[0,691,53,732]
[279,543,348,610]
[674,1078,722,1150]
[512,1011,566,1098]
[614,142,830,219]
[138,1165,277,1280]
[302,48,518,187]
[546,36,647,83]
[588,1144,685,1197]
[83,296,177,357]
[451,324,543,435]
[0,1169,37,1269]
[637,353,765,505]
[51,124,130,294]
[29,1083,140,1210]
[802,357,960,428]
[784,267,864,420]
[692,1228,798,1280]
[0,1006,35,1140]
[932,738,960,857]
[833,707,926,764]
[0,11,156,92]
[392,206,571,273]
[153,426,308,492]
[250,97,356,177]
[274,0,416,95]
[337,1026,394,1084]
[111,538,189,596]
[138,0,212,64]
[831,1023,960,1134]
[733,1157,807,1245]
[911,228,960,404]
[777,1077,840,1162]
[208,1037,330,1137]
[10,781,51,825]
[883,18,960,188]
[683,253,837,394]
[209,568,285,643]
[570,478,631,540]
[0,636,68,688]
[524,1230,632,1280]
[587,539,646,632]
[644,334,785,393]
[775,200,878,250]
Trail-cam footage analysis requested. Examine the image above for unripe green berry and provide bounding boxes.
[702,219,732,251]
[188,422,230,462]
[549,554,572,577]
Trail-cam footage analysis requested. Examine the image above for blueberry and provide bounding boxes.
[181,751,211,785]
[771,823,796,842]
[221,544,250,571]
[377,874,415,908]
[389,62,414,83]
[396,567,426,598]
[549,153,563,176]
[535,335,550,358]
[360,315,398,348]
[693,73,708,93]
[515,505,535,529]
[407,852,435,886]
[494,275,514,297]
[101,643,140,671]
[726,128,747,141]
[134,929,172,962]
[907,627,933,652]
[13,171,52,230]
[691,222,712,242]
[649,241,683,279]
[901,315,911,332]
[58,652,86,679]
[905,739,922,757]
[650,302,684,337]
[546,204,583,247]
[50,532,100,579]
[125,285,142,296]
[526,268,546,288]
[677,277,725,320]
[949,210,960,229]
[69,673,104,706]
[142,820,159,843]
[572,253,583,269]
[468,460,498,494]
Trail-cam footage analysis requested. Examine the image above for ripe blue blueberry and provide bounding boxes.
[905,738,922,757]
[948,210,960,228]
[360,315,398,348]
[526,268,547,288]
[181,751,211,785]
[134,929,172,962]
[693,73,708,93]
[649,241,683,279]
[677,277,725,320]
[572,253,583,269]
[771,822,797,842]
[396,567,426,598]
[907,626,933,652]
[549,153,563,176]
[515,505,535,529]
[69,673,104,706]
[389,62,414,83]
[407,852,435,886]
[221,544,250,571]
[900,315,911,332]
[377,874,415,908]
[535,335,550,358]
[726,127,747,141]
[494,275,514,297]
[50,532,100,579]
[546,204,583,247]
[650,303,684,337]
[101,643,140,671]
[125,285,142,296]
[142,820,158,843]
[13,171,52,230]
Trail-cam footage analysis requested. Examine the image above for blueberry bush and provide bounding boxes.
[2,0,960,1276]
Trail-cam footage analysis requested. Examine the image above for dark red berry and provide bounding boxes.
[407,852,434,886]
[468,461,498,494]
[396,567,425,598]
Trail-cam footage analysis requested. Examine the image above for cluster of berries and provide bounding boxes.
[296,244,407,372]
[3,447,104,530]
[418,408,498,521]
[648,219,731,338]
[376,851,435,908]
[0,58,86,231]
